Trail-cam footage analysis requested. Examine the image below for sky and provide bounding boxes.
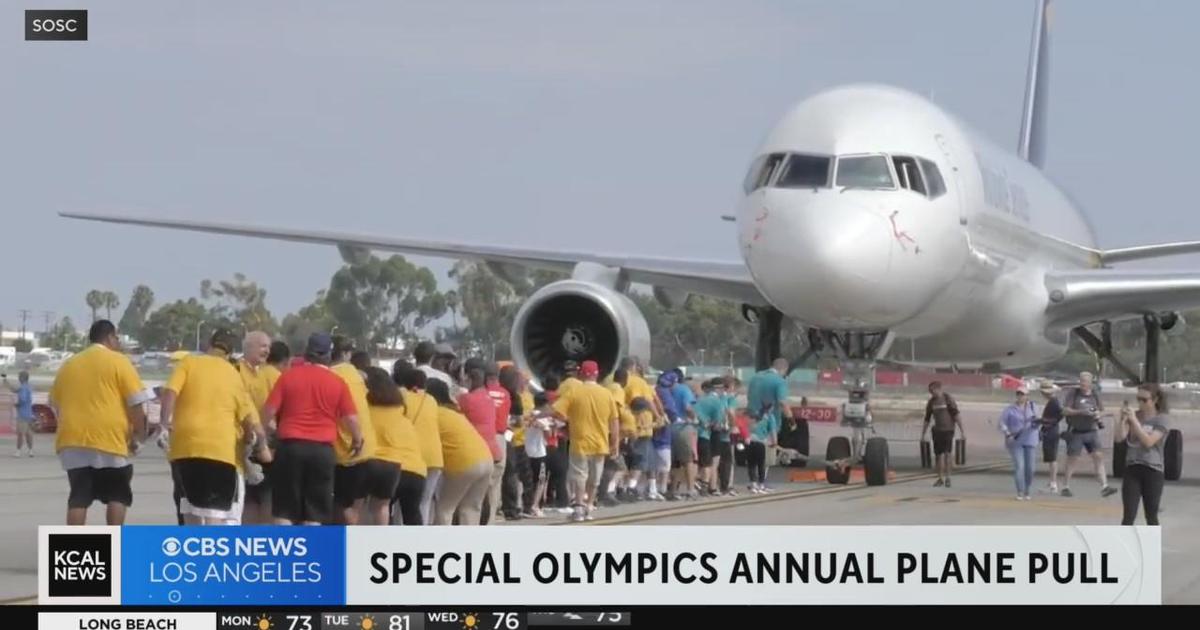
[5,0,1200,333]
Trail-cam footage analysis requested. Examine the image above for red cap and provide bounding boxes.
[580,360,600,378]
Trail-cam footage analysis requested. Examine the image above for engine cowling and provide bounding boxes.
[511,279,651,384]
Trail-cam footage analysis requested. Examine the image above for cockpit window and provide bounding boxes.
[891,155,926,195]
[835,155,894,189]
[918,157,947,198]
[742,153,786,194]
[775,154,831,189]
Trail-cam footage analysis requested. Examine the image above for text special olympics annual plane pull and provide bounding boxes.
[61,0,1190,484]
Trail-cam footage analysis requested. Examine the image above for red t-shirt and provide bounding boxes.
[458,388,501,460]
[486,383,512,433]
[266,363,356,444]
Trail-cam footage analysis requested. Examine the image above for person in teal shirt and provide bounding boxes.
[694,379,728,495]
[745,359,792,493]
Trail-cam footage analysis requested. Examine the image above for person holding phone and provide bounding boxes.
[1115,383,1170,525]
[999,386,1039,500]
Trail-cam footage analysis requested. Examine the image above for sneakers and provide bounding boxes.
[725,488,739,497]
[760,485,774,494]
[1101,486,1118,498]
[599,496,620,508]
[933,479,944,487]
[568,506,586,523]
[1060,487,1073,497]
[12,451,21,458]
[26,449,33,458]
[1040,483,1058,494]
[648,492,666,501]
[945,479,952,488]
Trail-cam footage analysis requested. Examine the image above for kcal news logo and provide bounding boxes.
[48,533,112,597]
[25,9,88,41]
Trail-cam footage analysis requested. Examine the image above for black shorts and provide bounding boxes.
[362,459,403,501]
[67,465,133,509]
[272,439,335,524]
[245,462,272,505]
[1041,427,1061,463]
[334,461,369,508]
[697,438,713,467]
[171,458,238,512]
[931,430,955,456]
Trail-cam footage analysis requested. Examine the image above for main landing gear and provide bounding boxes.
[1073,314,1184,481]
[747,304,893,486]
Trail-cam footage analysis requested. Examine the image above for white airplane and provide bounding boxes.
[62,0,1189,483]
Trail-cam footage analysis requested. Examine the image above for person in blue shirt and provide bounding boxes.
[716,375,741,495]
[745,358,792,493]
[999,386,1040,500]
[5,371,36,457]
[649,372,680,501]
[695,378,734,496]
[666,369,699,500]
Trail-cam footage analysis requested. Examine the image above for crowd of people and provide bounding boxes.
[42,320,795,527]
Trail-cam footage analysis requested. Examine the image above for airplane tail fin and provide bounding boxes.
[1017,0,1052,169]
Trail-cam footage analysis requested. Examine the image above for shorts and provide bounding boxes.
[655,447,672,474]
[272,439,336,524]
[245,462,272,505]
[362,459,403,501]
[931,430,955,456]
[607,446,628,474]
[171,458,238,518]
[1041,427,1061,463]
[568,452,605,496]
[629,437,651,471]
[697,437,713,467]
[1066,430,1101,456]
[66,465,134,509]
[334,461,371,508]
[671,427,697,467]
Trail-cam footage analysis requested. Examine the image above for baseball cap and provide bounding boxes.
[1016,385,1029,395]
[306,332,333,357]
[580,360,600,378]
[209,328,238,354]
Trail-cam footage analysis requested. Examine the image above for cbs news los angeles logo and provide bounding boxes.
[25,9,88,41]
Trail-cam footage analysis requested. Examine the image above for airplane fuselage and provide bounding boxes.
[736,84,1098,368]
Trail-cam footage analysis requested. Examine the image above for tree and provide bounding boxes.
[43,317,81,351]
[324,254,446,352]
[280,290,337,353]
[118,285,155,339]
[140,298,208,351]
[449,261,521,360]
[85,290,104,322]
[13,338,33,353]
[102,291,120,320]
[200,273,279,335]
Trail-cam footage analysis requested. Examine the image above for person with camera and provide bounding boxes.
[1061,372,1116,498]
[1115,383,1170,525]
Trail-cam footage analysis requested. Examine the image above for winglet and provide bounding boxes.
[1017,0,1052,168]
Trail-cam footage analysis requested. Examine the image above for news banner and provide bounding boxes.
[28,525,1160,626]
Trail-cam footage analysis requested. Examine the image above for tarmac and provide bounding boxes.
[2,402,1197,604]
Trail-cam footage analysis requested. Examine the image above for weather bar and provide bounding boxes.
[528,612,632,627]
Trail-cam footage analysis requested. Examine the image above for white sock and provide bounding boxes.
[627,479,638,490]
[648,479,658,494]
[606,479,618,494]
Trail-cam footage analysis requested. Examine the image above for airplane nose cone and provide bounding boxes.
[741,190,923,329]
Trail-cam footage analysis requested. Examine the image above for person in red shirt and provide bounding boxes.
[457,364,500,525]
[484,363,513,522]
[262,333,363,526]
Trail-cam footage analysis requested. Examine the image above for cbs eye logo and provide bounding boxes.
[25,10,88,41]
[161,537,182,557]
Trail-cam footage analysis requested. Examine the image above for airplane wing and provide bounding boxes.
[60,211,767,305]
[1044,270,1200,328]
[1097,241,1200,265]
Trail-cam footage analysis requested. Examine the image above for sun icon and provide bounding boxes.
[462,612,481,630]
[358,614,376,630]
[256,614,273,630]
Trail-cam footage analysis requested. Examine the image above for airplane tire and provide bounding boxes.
[825,436,851,485]
[1165,430,1183,481]
[1111,439,1126,479]
[864,437,889,486]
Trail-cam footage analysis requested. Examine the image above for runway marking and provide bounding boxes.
[571,461,1010,525]
[0,595,36,605]
[873,494,1121,515]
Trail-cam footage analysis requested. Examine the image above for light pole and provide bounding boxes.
[699,348,706,367]
[194,320,206,352]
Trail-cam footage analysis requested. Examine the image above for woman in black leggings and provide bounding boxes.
[745,440,768,493]
[1116,383,1170,526]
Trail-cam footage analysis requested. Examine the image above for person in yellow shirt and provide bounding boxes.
[612,367,653,500]
[426,379,493,526]
[49,320,153,526]
[330,336,378,525]
[362,367,425,525]
[557,360,583,398]
[160,329,270,526]
[236,331,276,524]
[596,373,638,507]
[395,363,443,524]
[551,360,619,523]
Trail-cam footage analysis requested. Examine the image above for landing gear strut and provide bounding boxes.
[1073,315,1183,481]
[820,331,894,487]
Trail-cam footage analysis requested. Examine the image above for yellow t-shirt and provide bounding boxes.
[634,409,655,438]
[513,390,534,447]
[402,389,443,469]
[558,376,583,399]
[552,380,618,456]
[624,372,656,408]
[331,363,376,465]
[261,364,283,399]
[236,360,273,416]
[436,406,493,474]
[370,405,427,477]
[50,344,147,457]
[606,382,637,438]
[164,354,257,468]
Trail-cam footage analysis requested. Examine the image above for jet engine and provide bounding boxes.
[511,279,651,384]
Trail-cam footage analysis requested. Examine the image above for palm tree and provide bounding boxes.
[85,290,103,322]
[103,291,120,321]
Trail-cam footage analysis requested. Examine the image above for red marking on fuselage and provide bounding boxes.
[888,210,918,253]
